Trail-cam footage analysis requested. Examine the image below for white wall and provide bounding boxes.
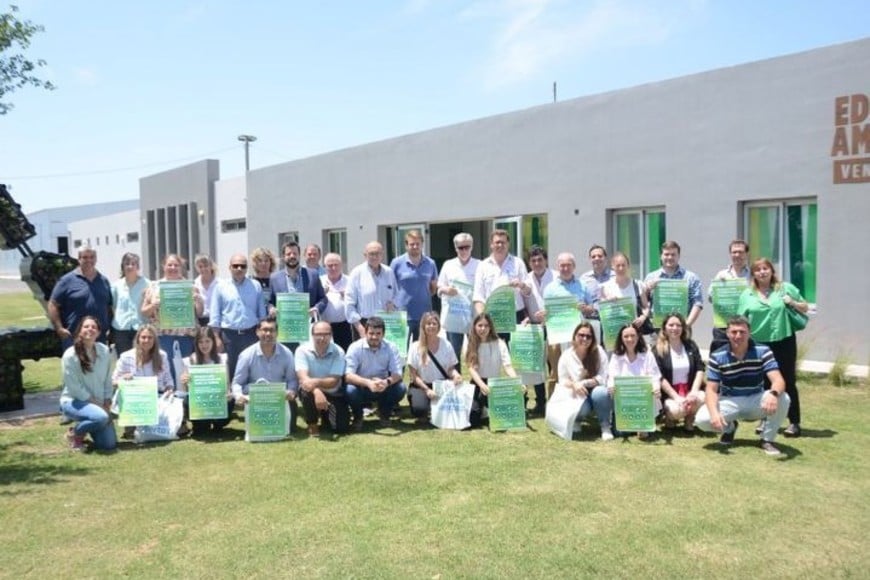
[68,209,142,280]
[213,176,247,273]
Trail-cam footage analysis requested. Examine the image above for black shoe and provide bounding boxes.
[755,420,765,435]
[720,421,738,445]
[783,423,801,438]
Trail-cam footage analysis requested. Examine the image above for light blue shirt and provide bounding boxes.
[345,263,398,325]
[296,342,346,394]
[543,276,591,304]
[60,343,114,403]
[345,338,402,379]
[231,342,298,398]
[111,276,150,331]
[644,265,704,324]
[390,253,438,321]
[210,277,266,330]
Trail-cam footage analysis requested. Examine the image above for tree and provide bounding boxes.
[1,4,55,114]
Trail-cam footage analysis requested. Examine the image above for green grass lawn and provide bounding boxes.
[1,383,868,578]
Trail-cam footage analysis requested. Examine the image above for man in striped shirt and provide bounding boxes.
[695,316,791,456]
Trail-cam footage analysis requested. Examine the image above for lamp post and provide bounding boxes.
[237,134,257,172]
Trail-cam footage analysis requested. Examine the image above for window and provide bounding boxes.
[221,218,247,233]
[744,199,817,303]
[327,229,348,265]
[611,208,666,277]
[73,239,82,248]
[277,231,298,249]
[493,214,548,261]
[127,232,139,242]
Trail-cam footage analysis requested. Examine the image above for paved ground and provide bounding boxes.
[0,389,62,423]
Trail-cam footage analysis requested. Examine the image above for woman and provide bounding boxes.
[110,252,149,356]
[59,316,116,451]
[607,324,662,439]
[554,322,613,440]
[113,324,176,438]
[407,312,462,425]
[653,313,705,432]
[179,326,232,435]
[738,257,809,437]
[463,312,520,427]
[193,254,218,327]
[141,254,203,385]
[600,252,652,336]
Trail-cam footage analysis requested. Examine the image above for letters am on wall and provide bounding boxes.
[831,94,870,184]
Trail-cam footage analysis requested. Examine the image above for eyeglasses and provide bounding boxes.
[231,264,248,270]
[456,245,471,251]
[576,334,594,340]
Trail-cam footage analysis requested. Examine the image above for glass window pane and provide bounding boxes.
[522,214,548,258]
[786,203,817,303]
[645,211,666,277]
[614,213,640,271]
[746,206,780,265]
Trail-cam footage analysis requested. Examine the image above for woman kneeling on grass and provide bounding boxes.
[653,313,705,432]
[408,312,462,425]
[463,312,521,428]
[60,316,116,452]
[607,324,662,440]
[179,326,233,435]
[554,322,613,440]
[113,324,176,438]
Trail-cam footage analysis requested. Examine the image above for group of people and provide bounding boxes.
[53,232,810,456]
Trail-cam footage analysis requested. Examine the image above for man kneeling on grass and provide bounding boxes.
[695,316,790,456]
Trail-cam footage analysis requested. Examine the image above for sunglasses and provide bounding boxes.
[576,334,594,340]
[231,264,248,270]
[456,245,471,251]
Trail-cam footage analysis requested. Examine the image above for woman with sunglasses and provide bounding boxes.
[554,322,613,440]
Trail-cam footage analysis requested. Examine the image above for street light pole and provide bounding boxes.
[237,134,257,172]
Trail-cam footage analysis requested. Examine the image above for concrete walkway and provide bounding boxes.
[0,389,62,423]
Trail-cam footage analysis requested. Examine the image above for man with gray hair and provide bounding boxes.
[437,232,480,366]
[48,245,113,350]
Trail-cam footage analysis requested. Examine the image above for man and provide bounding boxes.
[436,232,480,368]
[345,241,398,340]
[320,252,353,351]
[695,316,791,456]
[643,240,704,330]
[389,229,438,341]
[48,245,113,350]
[231,316,299,431]
[304,244,325,276]
[268,241,327,349]
[210,254,266,380]
[579,244,614,317]
[707,239,751,353]
[296,321,349,435]
[472,229,533,338]
[344,316,407,430]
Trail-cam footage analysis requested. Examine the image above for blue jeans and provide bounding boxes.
[446,331,465,372]
[157,334,194,387]
[60,399,117,450]
[347,382,407,420]
[577,386,613,427]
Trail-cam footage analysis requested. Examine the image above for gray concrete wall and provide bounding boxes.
[213,176,247,272]
[244,39,870,364]
[139,160,219,279]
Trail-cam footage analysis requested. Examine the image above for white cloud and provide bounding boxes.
[473,0,706,89]
[72,67,99,85]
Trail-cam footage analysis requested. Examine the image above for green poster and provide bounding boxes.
[377,310,409,357]
[188,364,229,420]
[246,383,288,442]
[613,376,655,432]
[711,279,748,328]
[276,292,310,343]
[485,285,517,334]
[509,325,545,373]
[652,279,688,328]
[158,280,195,330]
[117,376,159,427]
[544,296,582,344]
[487,376,527,432]
[599,297,636,351]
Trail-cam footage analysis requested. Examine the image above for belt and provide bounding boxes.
[224,326,257,335]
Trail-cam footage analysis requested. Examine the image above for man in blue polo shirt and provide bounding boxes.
[695,316,790,456]
[345,316,406,430]
[390,229,438,342]
[48,245,113,350]
[296,321,349,435]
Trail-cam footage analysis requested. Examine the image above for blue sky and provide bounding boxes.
[2,0,868,213]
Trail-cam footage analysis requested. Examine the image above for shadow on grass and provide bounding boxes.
[701,439,803,460]
[795,428,837,439]
[0,441,91,495]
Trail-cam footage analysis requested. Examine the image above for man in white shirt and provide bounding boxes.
[344,241,398,340]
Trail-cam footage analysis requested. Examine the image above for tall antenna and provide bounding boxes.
[553,81,557,103]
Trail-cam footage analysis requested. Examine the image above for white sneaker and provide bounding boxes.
[601,427,614,441]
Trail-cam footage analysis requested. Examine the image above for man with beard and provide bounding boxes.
[389,229,438,341]
[268,241,326,350]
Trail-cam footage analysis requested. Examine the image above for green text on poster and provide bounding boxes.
[117,376,159,427]
[485,285,517,335]
[377,310,409,358]
[188,364,229,420]
[487,376,527,432]
[652,279,688,328]
[711,279,748,328]
[246,383,288,441]
[276,292,310,343]
[159,280,195,330]
[509,325,545,374]
[545,296,582,344]
[614,375,655,432]
[599,297,636,351]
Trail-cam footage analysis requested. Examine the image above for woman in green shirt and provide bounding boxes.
[738,258,810,437]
